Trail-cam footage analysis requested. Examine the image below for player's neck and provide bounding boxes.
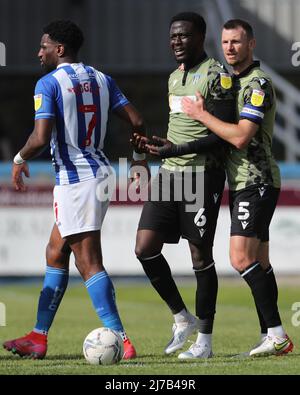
[184,51,207,70]
[57,56,77,66]
[232,57,253,76]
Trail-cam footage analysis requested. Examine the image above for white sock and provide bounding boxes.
[119,331,127,341]
[267,325,285,338]
[173,309,192,323]
[33,328,48,336]
[196,332,212,347]
[261,333,267,341]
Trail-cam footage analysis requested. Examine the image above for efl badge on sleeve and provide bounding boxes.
[34,94,43,111]
[250,89,265,107]
[220,73,232,89]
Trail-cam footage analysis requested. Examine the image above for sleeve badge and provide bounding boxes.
[34,94,43,111]
[220,73,232,89]
[250,89,265,106]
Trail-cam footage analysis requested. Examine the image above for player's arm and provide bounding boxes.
[183,77,273,150]
[115,104,150,185]
[114,103,145,133]
[12,78,55,192]
[108,75,150,185]
[143,133,223,158]
[106,75,145,137]
[182,92,258,149]
[12,118,54,191]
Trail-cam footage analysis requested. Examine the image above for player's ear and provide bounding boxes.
[249,38,256,51]
[56,43,65,57]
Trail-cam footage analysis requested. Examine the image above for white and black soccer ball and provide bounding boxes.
[83,327,124,365]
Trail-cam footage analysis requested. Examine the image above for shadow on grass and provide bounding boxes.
[1,352,297,365]
[0,354,83,361]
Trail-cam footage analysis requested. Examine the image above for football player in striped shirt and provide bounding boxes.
[3,20,146,360]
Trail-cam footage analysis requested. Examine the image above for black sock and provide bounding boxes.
[266,265,278,302]
[194,263,218,334]
[255,265,279,334]
[242,262,281,328]
[138,253,186,314]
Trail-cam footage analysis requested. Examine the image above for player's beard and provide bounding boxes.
[41,63,56,73]
[227,54,247,69]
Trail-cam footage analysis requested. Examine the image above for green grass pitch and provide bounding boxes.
[0,278,299,375]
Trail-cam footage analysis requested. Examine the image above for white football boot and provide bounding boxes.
[249,335,293,357]
[178,342,213,359]
[238,335,267,357]
[164,315,200,355]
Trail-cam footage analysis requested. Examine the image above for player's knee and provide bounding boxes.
[230,251,254,272]
[190,247,212,270]
[192,256,206,270]
[74,257,104,279]
[46,243,63,265]
[134,243,144,259]
[135,243,160,260]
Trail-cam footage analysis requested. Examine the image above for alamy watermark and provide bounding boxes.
[0,42,6,66]
[291,302,300,327]
[291,42,300,66]
[95,158,205,212]
[0,302,6,326]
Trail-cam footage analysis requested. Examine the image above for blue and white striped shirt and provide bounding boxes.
[34,62,129,185]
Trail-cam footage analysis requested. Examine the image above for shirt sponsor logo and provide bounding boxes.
[220,73,232,89]
[34,94,42,111]
[250,89,265,107]
[169,95,196,113]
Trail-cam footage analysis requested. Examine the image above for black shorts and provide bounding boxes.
[229,184,280,242]
[138,167,225,246]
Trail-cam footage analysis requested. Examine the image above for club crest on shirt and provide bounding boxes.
[250,89,265,107]
[220,73,232,89]
[34,94,43,111]
[192,74,201,84]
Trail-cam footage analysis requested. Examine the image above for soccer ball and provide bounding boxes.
[83,327,124,365]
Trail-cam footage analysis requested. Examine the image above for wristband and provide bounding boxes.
[13,152,25,165]
[133,151,146,161]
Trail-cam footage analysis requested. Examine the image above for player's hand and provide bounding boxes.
[130,133,150,154]
[12,162,30,192]
[145,136,174,157]
[182,91,206,121]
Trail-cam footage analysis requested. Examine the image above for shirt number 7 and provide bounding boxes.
[79,104,97,147]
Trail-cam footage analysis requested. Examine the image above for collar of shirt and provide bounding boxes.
[56,62,78,69]
[233,60,260,80]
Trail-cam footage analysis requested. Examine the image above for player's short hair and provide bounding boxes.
[43,20,84,54]
[223,19,254,39]
[170,12,206,38]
